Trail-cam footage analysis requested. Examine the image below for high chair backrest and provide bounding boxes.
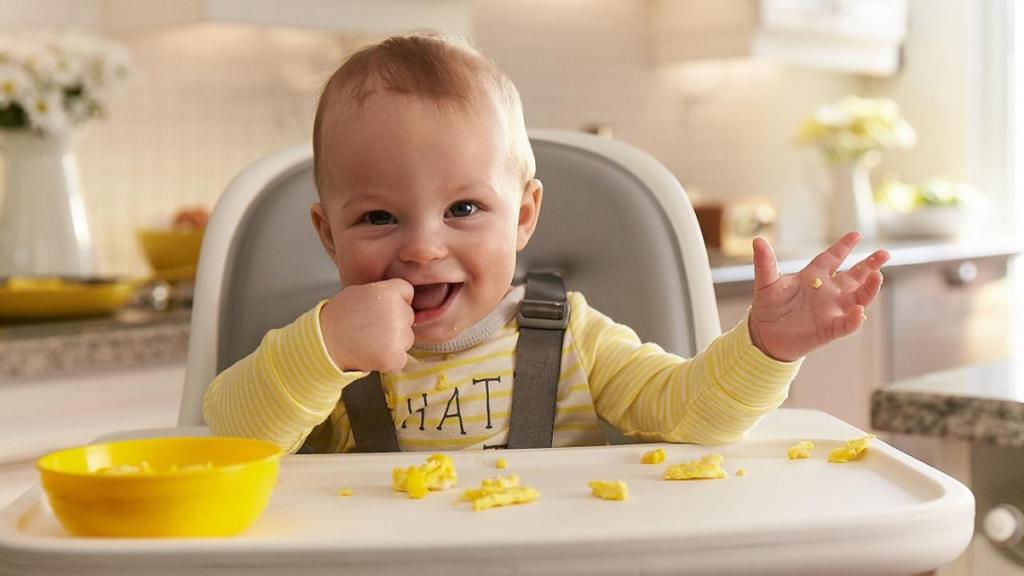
[178,130,721,429]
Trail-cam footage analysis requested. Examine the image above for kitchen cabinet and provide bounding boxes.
[647,0,908,76]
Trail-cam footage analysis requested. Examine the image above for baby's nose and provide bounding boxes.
[398,226,448,263]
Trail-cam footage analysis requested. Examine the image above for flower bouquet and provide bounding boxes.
[797,95,916,164]
[0,31,132,277]
[0,31,132,135]
[796,95,916,240]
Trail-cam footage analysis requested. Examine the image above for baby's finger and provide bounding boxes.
[831,304,865,340]
[855,271,884,307]
[377,278,415,304]
[842,250,891,283]
[808,231,862,275]
[752,237,781,291]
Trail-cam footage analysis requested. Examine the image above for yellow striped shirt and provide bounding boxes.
[203,292,801,453]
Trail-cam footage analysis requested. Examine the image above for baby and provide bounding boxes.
[203,34,889,453]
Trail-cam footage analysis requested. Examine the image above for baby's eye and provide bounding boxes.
[362,210,396,225]
[445,201,478,218]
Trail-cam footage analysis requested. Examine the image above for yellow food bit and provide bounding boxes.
[434,373,453,391]
[336,488,353,497]
[496,457,508,469]
[787,440,815,460]
[640,447,665,464]
[471,487,540,511]
[461,474,521,501]
[663,454,727,480]
[828,435,876,463]
[734,468,747,477]
[830,271,838,278]
[588,480,629,501]
[811,277,823,289]
[96,460,154,475]
[461,474,540,511]
[392,454,458,499]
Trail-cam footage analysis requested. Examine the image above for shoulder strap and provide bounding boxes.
[341,372,399,452]
[507,271,569,449]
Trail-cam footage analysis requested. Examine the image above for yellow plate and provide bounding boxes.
[37,436,282,538]
[137,228,204,282]
[0,277,137,321]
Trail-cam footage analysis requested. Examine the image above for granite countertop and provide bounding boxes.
[0,305,191,380]
[871,360,1024,448]
[710,237,1022,285]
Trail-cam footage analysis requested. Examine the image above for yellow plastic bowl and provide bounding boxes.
[36,437,282,538]
[136,228,205,282]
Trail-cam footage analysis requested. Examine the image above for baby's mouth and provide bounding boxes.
[411,283,461,313]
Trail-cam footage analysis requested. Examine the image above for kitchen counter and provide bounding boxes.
[0,239,1018,381]
[0,306,190,380]
[871,360,1024,448]
[710,237,1022,285]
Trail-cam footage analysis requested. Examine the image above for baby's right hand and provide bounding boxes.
[319,278,415,373]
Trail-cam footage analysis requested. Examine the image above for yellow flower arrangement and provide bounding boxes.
[797,95,916,164]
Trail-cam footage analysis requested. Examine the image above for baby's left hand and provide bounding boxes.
[747,231,890,362]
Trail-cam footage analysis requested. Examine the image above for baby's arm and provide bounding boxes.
[203,278,416,452]
[572,293,800,444]
[202,303,366,452]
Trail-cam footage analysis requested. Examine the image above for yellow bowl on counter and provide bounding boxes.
[0,277,137,321]
[36,436,282,538]
[137,228,205,282]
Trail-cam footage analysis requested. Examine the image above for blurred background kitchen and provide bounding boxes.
[1,1,1023,574]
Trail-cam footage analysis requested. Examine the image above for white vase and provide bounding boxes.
[0,130,95,277]
[827,153,878,242]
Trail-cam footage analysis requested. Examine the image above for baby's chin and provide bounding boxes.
[411,322,468,348]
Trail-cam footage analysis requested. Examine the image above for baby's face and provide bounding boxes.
[313,92,540,345]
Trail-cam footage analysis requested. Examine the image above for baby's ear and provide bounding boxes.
[516,178,543,251]
[310,202,337,260]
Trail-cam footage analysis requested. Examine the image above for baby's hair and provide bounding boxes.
[312,33,535,195]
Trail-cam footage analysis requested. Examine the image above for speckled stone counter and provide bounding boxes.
[0,306,191,380]
[871,361,1024,448]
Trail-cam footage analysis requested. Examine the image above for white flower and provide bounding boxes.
[23,89,69,134]
[0,31,132,135]
[798,95,916,164]
[0,64,31,107]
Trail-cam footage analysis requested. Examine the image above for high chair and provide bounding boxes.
[177,129,722,435]
[0,131,974,576]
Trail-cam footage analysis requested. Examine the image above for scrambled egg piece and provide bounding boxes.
[640,447,665,464]
[828,435,876,463]
[392,454,458,499]
[495,457,508,469]
[787,440,815,460]
[734,468,747,477]
[471,487,540,511]
[336,488,353,497]
[461,474,540,511]
[588,480,629,501]
[663,454,727,480]
[96,461,154,475]
[811,278,823,289]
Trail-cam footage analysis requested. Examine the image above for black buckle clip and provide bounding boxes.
[517,298,569,330]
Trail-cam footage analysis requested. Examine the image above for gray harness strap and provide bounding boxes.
[327,272,567,453]
[341,371,400,453]
[506,271,568,449]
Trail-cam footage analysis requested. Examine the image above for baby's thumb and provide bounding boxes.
[752,237,780,291]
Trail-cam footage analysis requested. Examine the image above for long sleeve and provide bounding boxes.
[569,293,802,444]
[202,301,368,453]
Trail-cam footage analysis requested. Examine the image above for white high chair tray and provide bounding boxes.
[0,410,973,576]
